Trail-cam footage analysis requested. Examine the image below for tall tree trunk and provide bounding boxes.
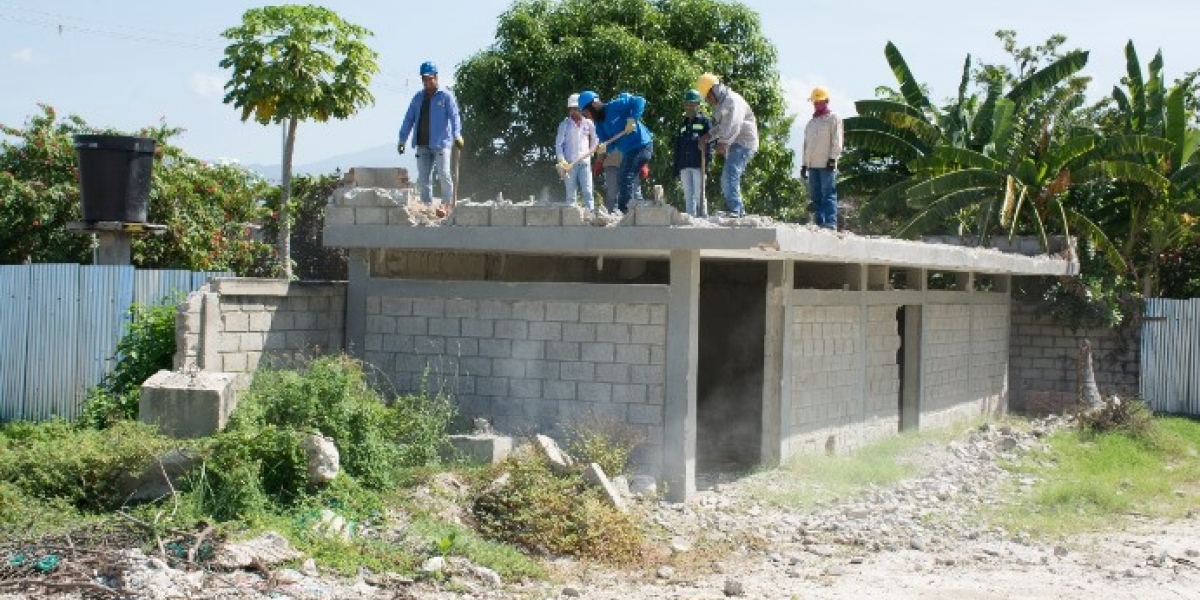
[279,117,298,280]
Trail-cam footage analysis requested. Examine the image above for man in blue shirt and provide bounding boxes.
[398,61,463,205]
[578,90,653,214]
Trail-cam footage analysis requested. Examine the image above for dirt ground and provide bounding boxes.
[3,420,1198,599]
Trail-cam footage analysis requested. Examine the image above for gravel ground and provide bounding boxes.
[4,418,1198,599]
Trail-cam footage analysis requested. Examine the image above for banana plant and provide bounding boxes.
[1089,41,1200,295]
[888,50,1132,250]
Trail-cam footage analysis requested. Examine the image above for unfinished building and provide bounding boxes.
[311,168,1077,501]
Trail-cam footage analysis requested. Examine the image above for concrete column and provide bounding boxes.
[761,259,793,466]
[907,268,928,292]
[201,292,221,370]
[900,306,923,431]
[994,274,1011,294]
[94,231,132,265]
[955,272,975,292]
[345,248,369,358]
[664,249,700,502]
[867,265,889,291]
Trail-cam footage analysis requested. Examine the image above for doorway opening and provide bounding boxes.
[696,261,766,472]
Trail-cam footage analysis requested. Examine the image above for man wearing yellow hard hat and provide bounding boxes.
[801,86,843,230]
[695,72,758,218]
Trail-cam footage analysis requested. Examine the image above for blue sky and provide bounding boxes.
[2,0,1198,168]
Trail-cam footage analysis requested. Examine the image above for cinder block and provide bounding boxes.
[349,167,409,189]
[525,205,562,227]
[452,204,490,226]
[490,206,526,226]
[447,434,513,464]
[562,205,588,226]
[355,207,389,225]
[140,370,241,438]
[325,206,355,224]
[635,205,675,226]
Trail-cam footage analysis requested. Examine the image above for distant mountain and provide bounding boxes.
[244,143,415,181]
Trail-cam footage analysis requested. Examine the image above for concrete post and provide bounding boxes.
[94,231,132,265]
[201,291,221,370]
[345,248,369,357]
[664,249,700,502]
[760,259,793,466]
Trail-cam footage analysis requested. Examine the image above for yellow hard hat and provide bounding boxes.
[695,73,719,99]
[809,86,830,102]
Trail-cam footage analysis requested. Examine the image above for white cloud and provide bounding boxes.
[190,72,225,98]
[9,48,33,63]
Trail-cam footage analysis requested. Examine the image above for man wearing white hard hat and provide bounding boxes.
[555,93,599,209]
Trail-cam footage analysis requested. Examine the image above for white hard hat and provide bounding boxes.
[567,93,580,109]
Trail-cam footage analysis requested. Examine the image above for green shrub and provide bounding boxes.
[471,453,645,565]
[196,355,456,521]
[0,420,177,512]
[78,297,180,429]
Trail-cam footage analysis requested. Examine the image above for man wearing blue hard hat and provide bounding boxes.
[578,89,653,214]
[397,61,464,205]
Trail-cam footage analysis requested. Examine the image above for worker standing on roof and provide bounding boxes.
[578,90,653,214]
[555,93,599,210]
[397,61,463,205]
[801,86,843,230]
[672,89,713,217]
[695,73,757,218]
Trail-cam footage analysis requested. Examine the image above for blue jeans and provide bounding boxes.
[416,146,453,204]
[680,167,704,216]
[618,143,653,213]
[564,162,595,209]
[808,167,838,229]
[721,143,754,216]
[602,166,620,212]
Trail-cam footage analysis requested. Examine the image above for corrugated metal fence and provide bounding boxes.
[0,264,227,422]
[1140,298,1200,415]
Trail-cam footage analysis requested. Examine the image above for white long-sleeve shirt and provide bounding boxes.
[803,113,844,167]
[555,116,597,163]
[710,85,759,152]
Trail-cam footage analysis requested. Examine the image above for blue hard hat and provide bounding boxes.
[684,89,702,103]
[578,90,599,110]
[419,61,438,77]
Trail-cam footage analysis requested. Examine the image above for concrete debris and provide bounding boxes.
[211,531,302,569]
[581,462,629,513]
[533,433,574,473]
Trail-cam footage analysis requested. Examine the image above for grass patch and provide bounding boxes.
[745,424,971,508]
[991,414,1200,537]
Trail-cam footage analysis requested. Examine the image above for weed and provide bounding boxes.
[993,415,1200,536]
[563,414,646,476]
[0,420,179,513]
[78,296,181,429]
[471,453,645,565]
[1076,396,1157,440]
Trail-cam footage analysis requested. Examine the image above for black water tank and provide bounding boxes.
[73,134,156,222]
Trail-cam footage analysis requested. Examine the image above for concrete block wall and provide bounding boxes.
[922,304,973,416]
[863,304,902,437]
[788,304,862,454]
[362,288,669,468]
[175,279,346,373]
[920,300,1010,429]
[1008,298,1138,414]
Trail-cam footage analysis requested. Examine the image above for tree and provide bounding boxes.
[259,172,348,280]
[220,5,378,279]
[0,105,274,272]
[453,0,803,219]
